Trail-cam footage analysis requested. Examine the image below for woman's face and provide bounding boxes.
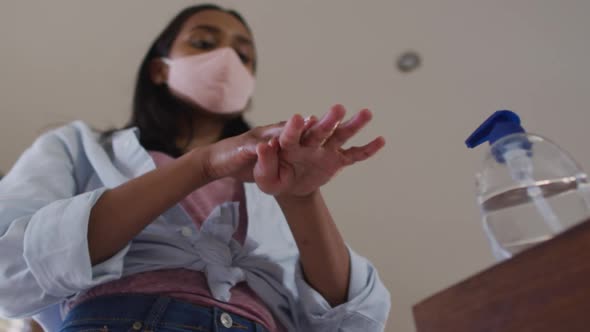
[168,10,256,74]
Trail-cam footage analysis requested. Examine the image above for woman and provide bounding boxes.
[0,4,390,332]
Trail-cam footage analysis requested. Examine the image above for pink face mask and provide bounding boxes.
[163,48,255,114]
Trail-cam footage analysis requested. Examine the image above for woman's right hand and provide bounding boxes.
[201,122,289,182]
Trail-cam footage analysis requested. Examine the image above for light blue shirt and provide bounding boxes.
[0,121,391,331]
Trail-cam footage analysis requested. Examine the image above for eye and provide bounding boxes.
[189,38,216,50]
[237,52,251,65]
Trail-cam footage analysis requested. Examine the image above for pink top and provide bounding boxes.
[67,151,283,331]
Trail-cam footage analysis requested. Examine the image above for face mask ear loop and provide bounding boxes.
[159,58,172,85]
[161,57,172,66]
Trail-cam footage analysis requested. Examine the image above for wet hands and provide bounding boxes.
[204,104,385,196]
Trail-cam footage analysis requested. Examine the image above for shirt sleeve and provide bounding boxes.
[245,185,392,331]
[0,126,130,318]
[294,246,391,331]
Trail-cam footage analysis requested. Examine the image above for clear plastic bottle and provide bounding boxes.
[466,111,590,260]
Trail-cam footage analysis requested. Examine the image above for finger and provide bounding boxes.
[254,137,281,194]
[324,109,373,149]
[341,136,386,164]
[302,115,318,133]
[279,114,305,150]
[301,104,346,147]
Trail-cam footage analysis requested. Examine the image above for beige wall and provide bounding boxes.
[2,1,590,331]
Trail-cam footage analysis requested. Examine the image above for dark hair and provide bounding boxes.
[116,4,254,157]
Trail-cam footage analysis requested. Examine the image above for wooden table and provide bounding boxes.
[413,219,590,332]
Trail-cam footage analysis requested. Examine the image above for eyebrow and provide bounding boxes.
[191,24,253,45]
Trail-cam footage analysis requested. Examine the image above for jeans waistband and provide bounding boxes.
[60,294,268,332]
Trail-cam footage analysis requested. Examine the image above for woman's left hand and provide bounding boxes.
[253,104,385,197]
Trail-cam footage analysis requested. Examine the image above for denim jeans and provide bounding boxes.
[59,294,269,332]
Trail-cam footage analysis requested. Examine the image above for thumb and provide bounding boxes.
[254,137,281,194]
